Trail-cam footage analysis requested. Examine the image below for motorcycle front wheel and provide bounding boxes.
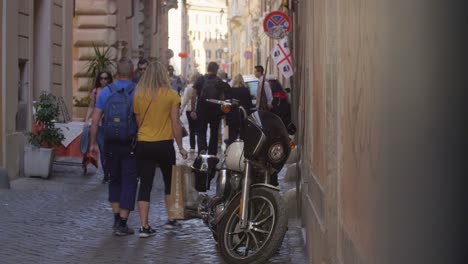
[218,187,288,264]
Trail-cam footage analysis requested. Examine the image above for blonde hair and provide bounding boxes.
[136,59,171,98]
[231,74,246,88]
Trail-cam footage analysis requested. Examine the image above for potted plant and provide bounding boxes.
[73,44,115,120]
[84,44,115,88]
[24,92,65,179]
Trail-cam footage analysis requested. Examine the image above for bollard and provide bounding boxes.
[0,168,10,189]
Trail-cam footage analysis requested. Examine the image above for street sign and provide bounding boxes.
[263,11,292,39]
[271,37,293,78]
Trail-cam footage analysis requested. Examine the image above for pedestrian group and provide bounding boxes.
[87,57,290,237]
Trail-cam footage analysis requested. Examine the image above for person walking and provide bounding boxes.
[85,70,113,183]
[168,65,184,95]
[225,74,253,146]
[180,72,200,152]
[133,60,188,237]
[254,65,273,111]
[133,58,148,83]
[190,62,224,155]
[89,59,138,236]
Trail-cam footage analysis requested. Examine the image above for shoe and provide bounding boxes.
[139,226,156,238]
[114,225,135,236]
[102,175,109,184]
[163,220,182,230]
[113,218,121,232]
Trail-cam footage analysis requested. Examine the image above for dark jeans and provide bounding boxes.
[96,127,109,178]
[105,142,138,211]
[185,111,197,150]
[136,140,176,199]
[197,114,221,155]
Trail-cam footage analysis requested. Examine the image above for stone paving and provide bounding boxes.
[0,119,307,264]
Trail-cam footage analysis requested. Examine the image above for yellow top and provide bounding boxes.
[133,88,180,142]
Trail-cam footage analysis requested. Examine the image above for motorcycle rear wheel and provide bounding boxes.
[218,187,287,264]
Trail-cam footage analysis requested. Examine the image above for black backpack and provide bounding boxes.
[199,76,224,102]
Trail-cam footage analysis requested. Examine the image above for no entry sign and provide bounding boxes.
[263,11,292,39]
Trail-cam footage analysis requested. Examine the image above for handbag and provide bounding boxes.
[79,124,90,154]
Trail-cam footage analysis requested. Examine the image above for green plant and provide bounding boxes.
[84,44,115,91]
[73,96,91,107]
[27,92,65,148]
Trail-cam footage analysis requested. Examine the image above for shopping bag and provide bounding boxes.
[79,124,90,154]
[168,165,190,220]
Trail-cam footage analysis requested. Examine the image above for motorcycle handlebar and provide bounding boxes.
[206,99,230,106]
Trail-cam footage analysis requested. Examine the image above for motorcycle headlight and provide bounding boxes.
[268,142,285,163]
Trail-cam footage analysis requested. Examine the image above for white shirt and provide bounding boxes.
[181,84,194,112]
[256,76,273,108]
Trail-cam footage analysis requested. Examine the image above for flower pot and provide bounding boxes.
[24,145,54,179]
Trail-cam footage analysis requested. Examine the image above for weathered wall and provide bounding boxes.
[0,0,3,167]
[293,0,467,263]
[1,0,72,179]
[293,0,381,263]
[72,0,169,119]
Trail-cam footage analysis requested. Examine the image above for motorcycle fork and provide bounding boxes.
[239,160,252,229]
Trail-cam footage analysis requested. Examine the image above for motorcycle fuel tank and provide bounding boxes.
[225,141,245,172]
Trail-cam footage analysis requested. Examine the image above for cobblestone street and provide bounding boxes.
[0,121,306,264]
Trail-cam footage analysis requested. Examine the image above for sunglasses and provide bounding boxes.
[139,67,147,71]
[99,76,109,80]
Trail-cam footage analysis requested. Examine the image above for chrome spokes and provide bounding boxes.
[225,196,276,259]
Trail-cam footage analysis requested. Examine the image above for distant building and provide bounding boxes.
[186,0,227,74]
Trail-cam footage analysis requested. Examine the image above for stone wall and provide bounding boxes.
[1,0,73,179]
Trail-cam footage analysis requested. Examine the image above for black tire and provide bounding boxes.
[212,230,219,242]
[218,187,288,264]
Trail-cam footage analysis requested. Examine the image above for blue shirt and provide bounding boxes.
[96,80,136,110]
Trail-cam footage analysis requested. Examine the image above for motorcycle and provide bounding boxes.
[189,96,297,264]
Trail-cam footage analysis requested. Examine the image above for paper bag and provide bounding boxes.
[168,165,190,220]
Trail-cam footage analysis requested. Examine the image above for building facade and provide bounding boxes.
[226,0,285,77]
[1,0,175,180]
[1,0,74,180]
[185,0,227,75]
[72,0,176,119]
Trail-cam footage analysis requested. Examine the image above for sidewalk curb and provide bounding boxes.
[0,167,10,189]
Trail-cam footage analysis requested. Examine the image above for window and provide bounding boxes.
[206,50,211,59]
[216,49,223,59]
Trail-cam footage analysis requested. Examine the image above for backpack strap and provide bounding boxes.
[125,83,136,94]
[108,83,117,93]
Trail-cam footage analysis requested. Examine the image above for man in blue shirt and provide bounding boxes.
[89,58,138,236]
[168,65,184,95]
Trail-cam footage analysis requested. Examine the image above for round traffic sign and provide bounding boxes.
[263,11,292,39]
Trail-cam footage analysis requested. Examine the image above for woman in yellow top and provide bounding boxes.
[133,60,188,237]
